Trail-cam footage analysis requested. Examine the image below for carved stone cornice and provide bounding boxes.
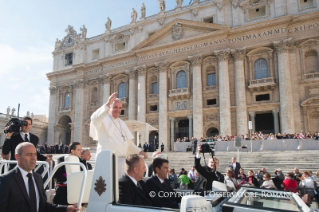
[213,49,231,61]
[156,62,169,73]
[273,38,297,54]
[188,54,202,67]
[231,48,246,61]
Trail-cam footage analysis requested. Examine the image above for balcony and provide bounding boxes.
[148,93,158,99]
[204,85,217,91]
[119,97,128,106]
[303,72,319,80]
[169,88,191,100]
[248,77,276,92]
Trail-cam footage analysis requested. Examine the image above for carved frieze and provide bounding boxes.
[159,18,165,26]
[174,100,188,111]
[205,114,219,121]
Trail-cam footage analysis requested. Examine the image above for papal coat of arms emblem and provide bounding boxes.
[172,23,183,40]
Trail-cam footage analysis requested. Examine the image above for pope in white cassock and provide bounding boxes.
[89,92,148,176]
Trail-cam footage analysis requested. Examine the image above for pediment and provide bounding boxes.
[301,97,319,107]
[132,19,229,51]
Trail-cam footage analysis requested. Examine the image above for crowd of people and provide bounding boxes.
[36,143,69,154]
[175,130,319,143]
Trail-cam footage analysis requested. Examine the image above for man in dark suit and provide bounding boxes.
[154,136,159,150]
[81,149,93,170]
[0,142,80,212]
[147,151,161,177]
[118,154,154,206]
[192,137,198,155]
[143,143,149,153]
[146,158,181,209]
[228,157,241,179]
[2,116,50,170]
[195,144,224,191]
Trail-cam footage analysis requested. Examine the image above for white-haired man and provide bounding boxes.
[90,92,147,176]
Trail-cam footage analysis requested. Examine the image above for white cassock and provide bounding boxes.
[89,104,141,176]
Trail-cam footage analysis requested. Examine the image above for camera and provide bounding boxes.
[200,142,215,157]
[3,118,28,135]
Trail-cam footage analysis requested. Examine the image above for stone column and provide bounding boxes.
[169,117,175,151]
[188,54,204,138]
[127,70,137,120]
[74,79,85,143]
[47,86,57,145]
[137,66,146,144]
[102,74,111,104]
[214,49,231,136]
[231,48,248,135]
[156,62,169,151]
[272,109,280,134]
[273,38,295,133]
[249,111,256,133]
[187,115,193,139]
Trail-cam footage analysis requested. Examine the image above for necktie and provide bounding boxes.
[27,173,37,212]
[25,134,29,142]
[136,182,143,190]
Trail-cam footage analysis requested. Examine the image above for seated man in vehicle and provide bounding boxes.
[53,142,87,205]
[118,154,154,206]
[195,144,224,191]
[146,158,181,209]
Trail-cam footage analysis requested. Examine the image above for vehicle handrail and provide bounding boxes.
[0,160,49,178]
[43,162,87,208]
[145,162,149,177]
[49,160,53,190]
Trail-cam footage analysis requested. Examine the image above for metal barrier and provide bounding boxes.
[43,162,87,208]
[0,160,49,178]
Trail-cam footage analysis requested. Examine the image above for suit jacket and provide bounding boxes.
[146,175,180,209]
[195,157,224,191]
[118,174,153,206]
[0,167,67,212]
[148,164,153,177]
[2,133,47,169]
[228,162,241,179]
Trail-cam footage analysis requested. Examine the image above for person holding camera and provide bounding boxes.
[194,144,224,191]
[2,116,51,170]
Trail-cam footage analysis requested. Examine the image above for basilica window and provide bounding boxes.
[92,49,100,60]
[254,58,268,79]
[64,92,71,108]
[248,6,266,19]
[152,82,158,94]
[305,50,319,74]
[299,0,315,10]
[65,53,73,66]
[207,73,216,86]
[176,71,187,89]
[118,82,126,98]
[203,17,214,23]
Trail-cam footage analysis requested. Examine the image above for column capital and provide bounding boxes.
[188,54,203,67]
[187,115,193,120]
[126,69,137,79]
[231,48,246,61]
[169,117,175,121]
[100,74,112,84]
[49,86,57,94]
[249,111,255,117]
[213,48,231,61]
[135,65,147,76]
[273,38,298,54]
[74,79,84,88]
[272,109,280,114]
[155,61,169,73]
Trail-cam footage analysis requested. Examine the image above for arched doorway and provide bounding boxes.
[58,115,72,145]
[206,127,219,137]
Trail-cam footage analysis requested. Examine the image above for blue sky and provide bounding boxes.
[0,0,191,117]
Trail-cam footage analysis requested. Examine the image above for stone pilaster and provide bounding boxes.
[214,49,231,136]
[249,111,256,132]
[272,109,280,134]
[102,74,111,104]
[169,117,175,151]
[127,70,137,120]
[156,62,169,151]
[47,86,57,145]
[187,115,193,139]
[188,54,204,138]
[136,66,147,145]
[231,48,248,135]
[273,38,296,133]
[74,79,85,143]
